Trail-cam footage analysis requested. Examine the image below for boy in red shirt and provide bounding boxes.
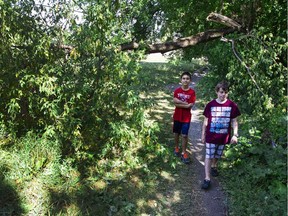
[173,71,196,164]
[201,81,240,189]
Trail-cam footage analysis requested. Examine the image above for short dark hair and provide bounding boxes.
[215,81,229,93]
[181,71,191,79]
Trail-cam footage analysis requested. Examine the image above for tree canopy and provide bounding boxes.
[1,0,286,149]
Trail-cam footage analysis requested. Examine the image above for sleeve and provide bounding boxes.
[231,103,241,119]
[189,89,196,103]
[203,103,210,118]
[173,88,179,98]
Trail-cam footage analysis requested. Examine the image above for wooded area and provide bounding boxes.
[0,0,286,215]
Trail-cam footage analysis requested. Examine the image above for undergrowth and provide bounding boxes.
[2,59,285,215]
[0,60,204,215]
[222,134,287,216]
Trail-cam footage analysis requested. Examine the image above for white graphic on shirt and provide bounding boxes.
[210,106,232,134]
[177,93,191,102]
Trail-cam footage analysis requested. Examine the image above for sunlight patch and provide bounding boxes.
[160,171,176,182]
[172,191,181,202]
[92,180,107,190]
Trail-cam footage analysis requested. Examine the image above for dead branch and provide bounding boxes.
[206,12,243,31]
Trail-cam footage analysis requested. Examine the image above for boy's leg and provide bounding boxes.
[173,121,181,156]
[181,135,188,154]
[181,135,190,164]
[211,144,223,168]
[202,143,215,189]
[180,123,190,164]
[211,158,219,177]
[181,122,190,154]
[173,133,181,156]
[204,158,212,180]
[201,157,212,189]
[211,144,225,176]
[174,133,180,149]
[204,143,215,180]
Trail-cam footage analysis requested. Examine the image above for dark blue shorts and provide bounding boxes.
[173,121,190,135]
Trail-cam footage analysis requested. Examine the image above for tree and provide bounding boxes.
[0,0,286,148]
[0,1,154,160]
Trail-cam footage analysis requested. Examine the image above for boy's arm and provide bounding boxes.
[230,118,239,144]
[173,97,187,104]
[173,97,194,108]
[201,117,208,143]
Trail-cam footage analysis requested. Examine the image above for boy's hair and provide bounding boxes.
[181,71,191,79]
[215,81,229,93]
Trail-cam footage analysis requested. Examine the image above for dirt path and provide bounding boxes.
[166,72,228,216]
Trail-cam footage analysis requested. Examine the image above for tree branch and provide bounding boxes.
[206,12,244,31]
[120,27,237,54]
[11,13,244,55]
[120,13,244,54]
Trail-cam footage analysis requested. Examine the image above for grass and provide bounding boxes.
[0,60,205,215]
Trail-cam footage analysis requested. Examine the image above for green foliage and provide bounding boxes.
[222,134,287,216]
[0,1,175,214]
[191,1,287,213]
[0,59,193,215]
[0,0,287,215]
[2,133,60,180]
[0,0,154,161]
[157,0,220,37]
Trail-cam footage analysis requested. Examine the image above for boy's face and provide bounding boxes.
[181,75,191,87]
[216,88,228,102]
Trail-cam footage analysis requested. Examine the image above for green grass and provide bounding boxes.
[0,61,203,215]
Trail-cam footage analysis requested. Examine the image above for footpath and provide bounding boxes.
[166,71,228,216]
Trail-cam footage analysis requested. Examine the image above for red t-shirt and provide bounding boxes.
[203,99,241,144]
[173,87,196,123]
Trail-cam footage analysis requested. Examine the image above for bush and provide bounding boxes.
[221,130,287,216]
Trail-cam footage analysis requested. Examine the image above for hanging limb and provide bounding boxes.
[220,36,265,97]
[206,12,244,31]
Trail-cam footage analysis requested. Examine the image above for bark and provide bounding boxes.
[120,27,237,54]
[206,12,243,30]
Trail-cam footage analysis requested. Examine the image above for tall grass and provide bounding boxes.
[0,133,64,214]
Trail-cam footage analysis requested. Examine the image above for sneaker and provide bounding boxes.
[174,148,180,157]
[201,179,211,190]
[211,167,219,177]
[181,152,190,164]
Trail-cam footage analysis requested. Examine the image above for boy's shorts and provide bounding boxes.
[173,121,190,135]
[205,143,225,159]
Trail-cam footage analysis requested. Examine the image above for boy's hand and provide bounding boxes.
[230,135,238,144]
[188,103,194,108]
